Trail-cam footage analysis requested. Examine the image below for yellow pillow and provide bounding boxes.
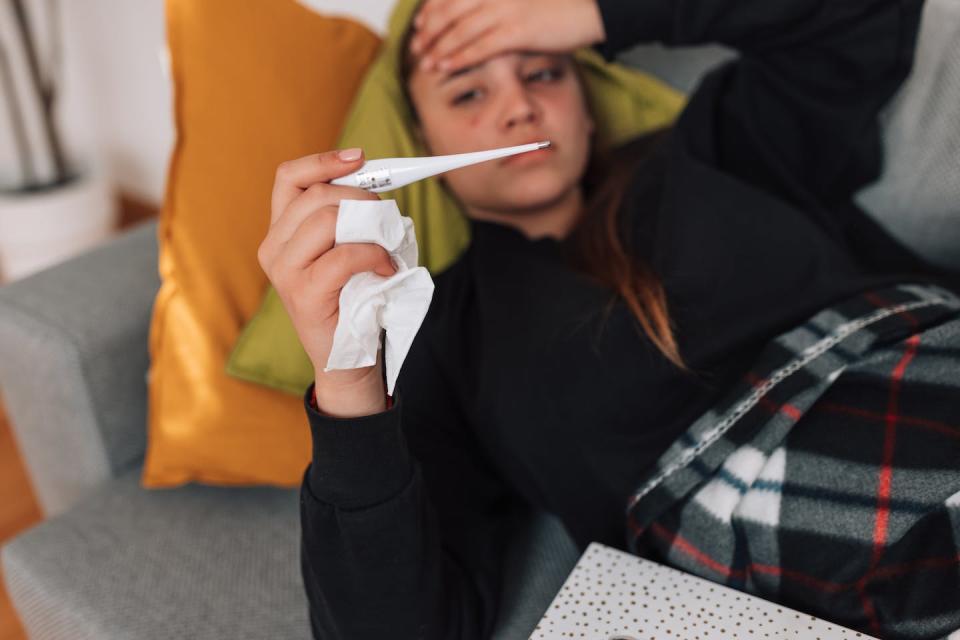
[226,0,687,395]
[143,0,380,487]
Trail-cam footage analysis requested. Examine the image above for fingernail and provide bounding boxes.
[420,56,433,71]
[338,147,362,162]
[437,58,450,71]
[410,37,420,53]
[414,13,424,28]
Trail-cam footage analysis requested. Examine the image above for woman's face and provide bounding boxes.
[406,50,595,216]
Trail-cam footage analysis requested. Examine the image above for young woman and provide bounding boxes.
[257,0,953,637]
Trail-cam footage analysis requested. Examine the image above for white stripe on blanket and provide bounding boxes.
[694,446,786,526]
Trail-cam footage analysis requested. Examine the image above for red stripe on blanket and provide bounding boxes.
[863,332,922,635]
[864,291,920,328]
[646,520,960,590]
[873,334,921,563]
[859,591,881,635]
[637,511,960,638]
[813,403,960,440]
[650,521,740,578]
[746,372,803,420]
[870,553,960,580]
[647,522,848,593]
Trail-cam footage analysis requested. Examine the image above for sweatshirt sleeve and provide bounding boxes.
[299,334,527,639]
[591,0,925,223]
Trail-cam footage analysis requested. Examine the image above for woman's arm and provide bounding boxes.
[299,331,527,640]
[414,0,924,229]
[593,0,925,215]
[593,0,923,61]
[261,149,525,639]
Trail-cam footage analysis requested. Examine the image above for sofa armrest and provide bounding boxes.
[491,509,581,639]
[619,43,735,94]
[0,219,159,517]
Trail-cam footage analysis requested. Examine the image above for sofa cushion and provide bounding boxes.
[1,466,580,639]
[2,467,308,639]
[854,0,960,273]
[143,0,381,487]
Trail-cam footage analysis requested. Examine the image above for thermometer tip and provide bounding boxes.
[536,140,551,149]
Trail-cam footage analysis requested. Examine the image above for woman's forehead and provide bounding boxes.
[419,51,569,87]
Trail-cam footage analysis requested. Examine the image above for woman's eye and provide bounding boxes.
[452,89,482,106]
[527,67,564,83]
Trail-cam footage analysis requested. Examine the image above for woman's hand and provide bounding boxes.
[258,149,398,417]
[409,0,606,73]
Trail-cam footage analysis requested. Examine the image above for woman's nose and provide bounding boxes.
[500,86,540,131]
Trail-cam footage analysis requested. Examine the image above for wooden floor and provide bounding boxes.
[0,194,157,639]
[0,394,41,640]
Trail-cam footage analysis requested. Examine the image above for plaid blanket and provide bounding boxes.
[625,283,960,640]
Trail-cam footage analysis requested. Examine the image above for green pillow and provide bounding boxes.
[226,0,686,394]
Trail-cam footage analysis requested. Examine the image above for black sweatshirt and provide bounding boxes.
[299,1,933,638]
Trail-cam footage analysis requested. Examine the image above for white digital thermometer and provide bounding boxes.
[330,141,551,193]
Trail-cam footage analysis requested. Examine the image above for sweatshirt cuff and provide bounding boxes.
[302,381,412,509]
[592,0,673,62]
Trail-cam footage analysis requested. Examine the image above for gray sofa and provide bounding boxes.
[2,0,958,635]
[0,41,741,640]
[0,218,585,639]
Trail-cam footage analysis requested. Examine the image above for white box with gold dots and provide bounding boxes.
[529,542,877,640]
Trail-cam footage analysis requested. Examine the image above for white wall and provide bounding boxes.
[0,0,398,205]
[296,0,394,35]
[59,0,173,205]
[1,0,173,204]
[5,0,720,206]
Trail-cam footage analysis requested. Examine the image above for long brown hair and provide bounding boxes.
[398,24,686,370]
[572,128,685,369]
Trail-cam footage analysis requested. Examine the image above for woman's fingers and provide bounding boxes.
[271,183,376,247]
[309,243,398,293]
[272,205,340,273]
[413,0,607,72]
[260,183,377,272]
[419,6,501,69]
[270,149,364,224]
[411,0,481,56]
[260,149,400,383]
[438,25,516,73]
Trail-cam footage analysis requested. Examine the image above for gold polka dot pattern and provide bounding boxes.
[529,543,876,640]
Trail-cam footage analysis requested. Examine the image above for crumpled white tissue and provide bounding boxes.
[324,199,435,396]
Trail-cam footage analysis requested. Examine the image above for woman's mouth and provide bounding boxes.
[501,144,554,166]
